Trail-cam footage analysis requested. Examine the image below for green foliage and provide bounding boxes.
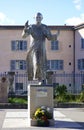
[8,97,27,104]
[54,84,84,103]
[54,84,67,98]
[79,91,84,102]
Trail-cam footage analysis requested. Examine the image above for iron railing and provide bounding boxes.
[0,72,84,94]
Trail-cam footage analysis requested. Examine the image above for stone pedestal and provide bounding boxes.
[28,84,54,126]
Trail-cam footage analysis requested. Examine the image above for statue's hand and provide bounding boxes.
[52,34,57,41]
[57,29,60,36]
[24,20,29,30]
[22,21,29,38]
[52,29,60,41]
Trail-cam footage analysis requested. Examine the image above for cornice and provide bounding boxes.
[0,25,74,31]
[74,23,84,30]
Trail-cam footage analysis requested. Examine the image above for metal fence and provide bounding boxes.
[52,72,84,93]
[0,72,84,94]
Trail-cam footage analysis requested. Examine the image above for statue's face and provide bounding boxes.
[36,14,42,24]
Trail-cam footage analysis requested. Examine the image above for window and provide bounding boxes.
[69,83,71,87]
[11,40,27,51]
[81,38,84,49]
[10,60,26,70]
[15,83,23,90]
[47,60,63,70]
[53,83,59,87]
[51,40,59,50]
[78,59,84,70]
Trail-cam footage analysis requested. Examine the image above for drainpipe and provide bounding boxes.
[73,28,75,93]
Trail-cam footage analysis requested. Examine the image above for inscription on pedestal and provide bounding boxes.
[36,88,47,97]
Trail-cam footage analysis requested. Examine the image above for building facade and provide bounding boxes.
[75,24,84,93]
[0,24,84,93]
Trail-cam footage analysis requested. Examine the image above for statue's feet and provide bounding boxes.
[41,79,46,85]
[33,78,38,81]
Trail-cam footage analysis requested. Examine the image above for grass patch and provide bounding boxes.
[54,93,84,103]
[8,97,27,104]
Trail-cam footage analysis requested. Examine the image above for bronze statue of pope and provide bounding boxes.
[22,12,59,82]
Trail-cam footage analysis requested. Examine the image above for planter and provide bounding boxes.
[37,119,49,127]
[31,119,54,127]
[31,119,37,126]
[49,119,55,126]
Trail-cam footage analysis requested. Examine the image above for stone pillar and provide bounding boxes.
[46,71,54,84]
[7,72,15,92]
[0,77,9,103]
[28,84,54,126]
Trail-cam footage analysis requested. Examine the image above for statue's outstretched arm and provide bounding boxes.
[45,26,60,41]
[51,29,60,41]
[22,21,29,38]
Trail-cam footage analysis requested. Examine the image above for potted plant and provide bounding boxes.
[33,106,53,127]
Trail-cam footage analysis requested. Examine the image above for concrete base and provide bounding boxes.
[28,84,54,126]
[30,119,55,126]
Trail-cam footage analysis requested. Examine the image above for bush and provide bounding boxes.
[79,91,84,102]
[54,84,67,102]
[54,84,67,97]
[8,97,27,104]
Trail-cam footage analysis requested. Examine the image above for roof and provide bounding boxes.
[48,25,74,30]
[0,25,24,30]
[0,25,74,31]
[74,23,84,30]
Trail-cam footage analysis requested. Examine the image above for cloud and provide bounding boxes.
[73,0,82,10]
[65,13,84,25]
[0,12,15,25]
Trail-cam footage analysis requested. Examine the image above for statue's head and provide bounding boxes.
[34,12,43,24]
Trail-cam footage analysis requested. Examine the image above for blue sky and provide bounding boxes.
[0,0,84,26]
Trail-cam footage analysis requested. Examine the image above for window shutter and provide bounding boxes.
[24,41,27,50]
[10,60,15,70]
[23,60,26,70]
[11,41,16,50]
[78,59,81,70]
[60,60,63,70]
[81,38,84,49]
[47,60,50,69]
[51,40,59,50]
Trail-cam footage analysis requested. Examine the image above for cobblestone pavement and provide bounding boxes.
[0,108,84,130]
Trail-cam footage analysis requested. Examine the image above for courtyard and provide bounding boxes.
[0,108,84,130]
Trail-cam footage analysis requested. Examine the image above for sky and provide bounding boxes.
[0,0,84,26]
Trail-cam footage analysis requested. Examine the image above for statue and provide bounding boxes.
[22,12,59,83]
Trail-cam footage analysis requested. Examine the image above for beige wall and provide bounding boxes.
[75,28,84,73]
[0,26,74,74]
[74,27,84,92]
[0,25,77,93]
[0,29,29,72]
[46,29,74,73]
